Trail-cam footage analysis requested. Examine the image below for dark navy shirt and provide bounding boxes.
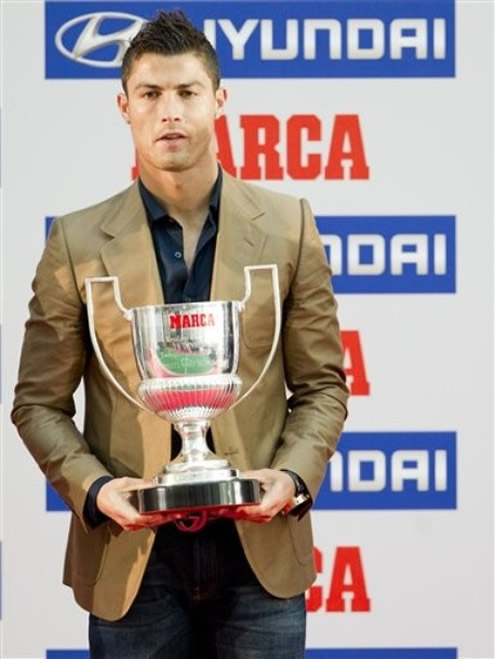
[84,172,222,527]
[140,170,222,304]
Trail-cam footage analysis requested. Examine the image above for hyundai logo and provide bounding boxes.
[54,12,146,68]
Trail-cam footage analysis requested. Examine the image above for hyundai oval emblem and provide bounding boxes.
[55,12,146,68]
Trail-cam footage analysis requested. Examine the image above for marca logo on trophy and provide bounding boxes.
[85,266,280,530]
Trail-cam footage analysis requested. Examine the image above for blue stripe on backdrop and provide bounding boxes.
[306,651,457,658]
[316,216,456,294]
[314,431,457,510]
[46,431,457,511]
[46,650,458,658]
[45,216,55,238]
[46,652,89,659]
[46,481,70,511]
[43,215,73,513]
[45,1,456,79]
[46,215,456,294]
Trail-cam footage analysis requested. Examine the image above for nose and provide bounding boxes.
[159,93,182,122]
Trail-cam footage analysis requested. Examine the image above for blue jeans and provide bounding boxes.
[89,519,306,658]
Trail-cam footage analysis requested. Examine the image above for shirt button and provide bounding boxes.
[174,251,182,259]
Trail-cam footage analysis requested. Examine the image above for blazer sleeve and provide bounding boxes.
[11,218,113,526]
[271,198,349,500]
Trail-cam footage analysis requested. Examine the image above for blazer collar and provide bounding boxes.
[99,172,267,307]
[211,172,267,302]
[100,180,144,238]
[100,181,164,308]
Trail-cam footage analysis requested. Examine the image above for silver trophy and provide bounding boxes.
[85,265,280,530]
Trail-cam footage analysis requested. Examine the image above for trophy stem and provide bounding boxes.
[166,420,230,472]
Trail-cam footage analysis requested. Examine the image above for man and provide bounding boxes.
[12,11,348,658]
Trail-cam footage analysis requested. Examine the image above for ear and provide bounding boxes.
[117,92,130,124]
[215,87,228,119]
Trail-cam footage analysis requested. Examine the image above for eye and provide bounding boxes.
[179,89,195,98]
[143,90,159,100]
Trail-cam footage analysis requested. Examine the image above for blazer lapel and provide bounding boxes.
[211,173,267,303]
[100,182,164,308]
[99,174,268,307]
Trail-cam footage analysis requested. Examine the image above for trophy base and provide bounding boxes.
[135,477,261,514]
[155,467,239,484]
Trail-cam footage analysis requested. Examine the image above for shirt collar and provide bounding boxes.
[138,167,222,225]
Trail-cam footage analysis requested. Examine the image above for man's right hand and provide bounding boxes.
[96,477,185,531]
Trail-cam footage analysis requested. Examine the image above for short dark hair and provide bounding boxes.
[121,10,220,92]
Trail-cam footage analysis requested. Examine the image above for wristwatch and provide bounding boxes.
[280,470,313,520]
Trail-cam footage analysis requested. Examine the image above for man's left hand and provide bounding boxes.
[215,469,295,523]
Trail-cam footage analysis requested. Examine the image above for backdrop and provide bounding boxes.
[1,1,493,658]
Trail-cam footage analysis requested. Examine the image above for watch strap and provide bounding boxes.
[280,469,313,519]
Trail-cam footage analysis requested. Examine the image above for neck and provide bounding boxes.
[139,160,218,221]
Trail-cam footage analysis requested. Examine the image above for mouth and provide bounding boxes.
[157,132,187,143]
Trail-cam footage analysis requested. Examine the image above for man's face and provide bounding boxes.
[118,52,226,174]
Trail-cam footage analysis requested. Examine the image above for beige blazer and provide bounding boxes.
[12,172,348,620]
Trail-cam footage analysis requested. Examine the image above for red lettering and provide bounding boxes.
[131,150,139,180]
[239,115,284,180]
[216,116,237,177]
[324,115,369,180]
[169,315,181,330]
[306,546,372,614]
[136,115,369,182]
[168,314,216,330]
[326,547,371,612]
[287,115,321,180]
[340,330,370,396]
[305,548,324,612]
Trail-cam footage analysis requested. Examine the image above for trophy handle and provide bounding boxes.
[85,277,149,412]
[231,264,281,409]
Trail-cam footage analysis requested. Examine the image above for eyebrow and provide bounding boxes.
[133,81,205,91]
